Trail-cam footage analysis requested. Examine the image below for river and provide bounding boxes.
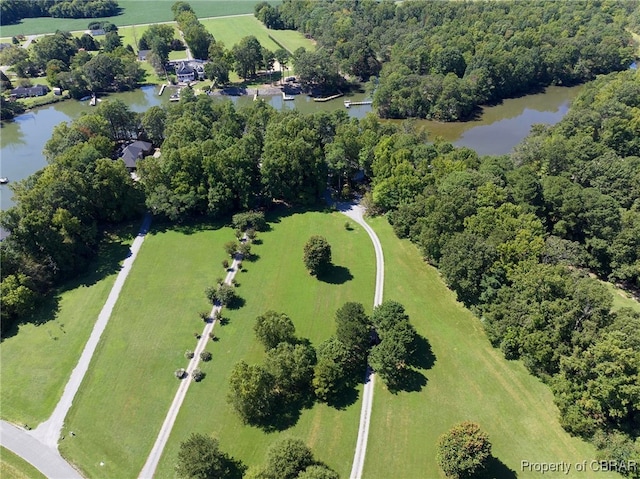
[0,83,583,210]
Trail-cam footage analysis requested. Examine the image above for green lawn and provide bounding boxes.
[606,281,640,313]
[0,225,137,427]
[267,28,315,53]
[58,222,234,478]
[0,1,265,37]
[0,447,46,479]
[363,217,618,479]
[153,209,375,478]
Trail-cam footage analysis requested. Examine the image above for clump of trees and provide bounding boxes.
[172,1,213,60]
[0,29,145,99]
[436,422,492,478]
[175,433,245,479]
[369,301,417,390]
[228,312,316,429]
[303,236,332,276]
[246,438,338,479]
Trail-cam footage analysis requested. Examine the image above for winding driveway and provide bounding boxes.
[0,214,152,479]
[337,202,384,479]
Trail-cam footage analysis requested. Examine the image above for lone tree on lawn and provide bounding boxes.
[175,433,244,479]
[303,236,332,276]
[436,422,492,478]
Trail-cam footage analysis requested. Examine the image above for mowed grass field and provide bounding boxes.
[151,209,375,478]
[0,1,265,37]
[58,223,234,478]
[363,218,618,479]
[0,447,47,479]
[0,225,138,427]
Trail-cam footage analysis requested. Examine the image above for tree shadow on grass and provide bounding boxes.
[482,456,518,479]
[408,333,436,370]
[259,391,316,433]
[386,334,437,394]
[317,264,353,285]
[325,383,359,410]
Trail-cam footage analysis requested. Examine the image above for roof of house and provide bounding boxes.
[176,62,195,75]
[121,140,153,168]
[138,49,151,60]
[10,84,49,97]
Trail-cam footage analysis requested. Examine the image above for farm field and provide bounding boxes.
[0,225,137,427]
[0,1,264,37]
[58,222,234,478]
[362,217,619,479]
[152,209,375,478]
[0,447,47,479]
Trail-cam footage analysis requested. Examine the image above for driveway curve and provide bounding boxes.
[337,202,384,479]
[0,213,152,478]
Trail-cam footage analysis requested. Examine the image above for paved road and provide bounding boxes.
[0,214,152,478]
[138,245,245,479]
[0,421,83,479]
[337,202,384,479]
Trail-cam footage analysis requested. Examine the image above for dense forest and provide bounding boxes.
[256,0,637,120]
[0,0,119,25]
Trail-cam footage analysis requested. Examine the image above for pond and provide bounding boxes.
[0,83,583,210]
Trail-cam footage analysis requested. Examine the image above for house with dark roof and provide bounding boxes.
[138,49,151,61]
[10,84,49,98]
[175,61,205,83]
[120,140,153,170]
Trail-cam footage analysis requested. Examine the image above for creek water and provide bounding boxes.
[0,83,582,210]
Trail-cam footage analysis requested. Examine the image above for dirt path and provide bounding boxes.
[0,214,152,478]
[337,202,384,479]
[138,247,245,479]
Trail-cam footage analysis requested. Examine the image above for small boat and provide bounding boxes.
[169,93,180,102]
[0,177,9,184]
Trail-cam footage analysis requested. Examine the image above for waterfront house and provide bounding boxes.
[120,140,153,170]
[175,61,205,83]
[10,84,49,98]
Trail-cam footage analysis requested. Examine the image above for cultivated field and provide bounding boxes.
[0,1,262,37]
[0,447,47,479]
[0,226,137,427]
[363,218,619,479]
[153,209,375,478]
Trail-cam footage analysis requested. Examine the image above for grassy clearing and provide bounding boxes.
[202,15,279,51]
[0,447,46,479]
[150,209,375,478]
[267,28,315,53]
[0,1,262,37]
[363,217,618,479]
[605,282,640,313]
[59,222,241,478]
[0,224,138,427]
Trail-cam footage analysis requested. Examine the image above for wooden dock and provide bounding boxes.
[282,92,295,101]
[344,99,373,108]
[159,84,166,96]
[253,89,259,101]
[313,92,343,102]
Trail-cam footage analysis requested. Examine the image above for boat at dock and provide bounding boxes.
[0,177,9,184]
